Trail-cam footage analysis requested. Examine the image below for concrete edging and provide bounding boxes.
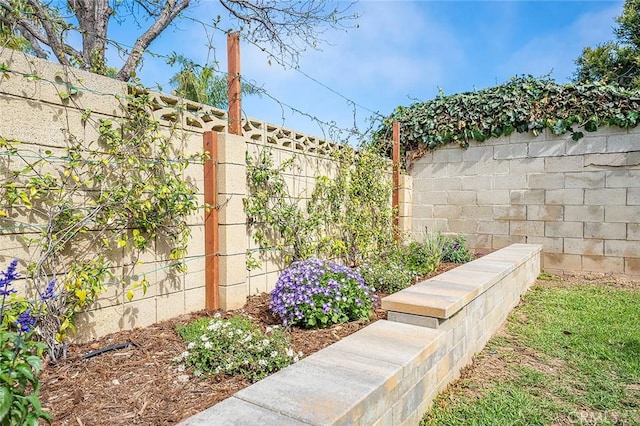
[179,244,542,425]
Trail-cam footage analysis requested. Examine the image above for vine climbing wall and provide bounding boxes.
[0,49,413,340]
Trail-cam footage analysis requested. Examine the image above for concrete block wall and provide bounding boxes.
[244,141,342,299]
[411,127,640,276]
[180,244,540,426]
[398,174,413,234]
[0,50,410,338]
[243,143,410,304]
[0,49,215,341]
[217,133,248,310]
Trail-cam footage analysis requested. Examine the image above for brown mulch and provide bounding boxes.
[40,263,460,425]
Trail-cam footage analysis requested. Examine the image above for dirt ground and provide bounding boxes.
[41,267,636,425]
[39,294,387,425]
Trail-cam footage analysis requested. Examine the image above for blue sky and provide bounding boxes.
[109,1,624,143]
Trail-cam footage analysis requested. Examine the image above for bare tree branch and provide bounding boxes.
[67,0,113,71]
[18,27,48,58]
[116,0,191,81]
[24,0,73,65]
[219,0,357,67]
[3,0,358,82]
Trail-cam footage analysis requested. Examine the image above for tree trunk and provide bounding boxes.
[67,0,113,73]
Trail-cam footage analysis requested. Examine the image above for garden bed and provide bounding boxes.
[40,263,460,425]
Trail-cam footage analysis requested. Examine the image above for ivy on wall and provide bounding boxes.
[375,75,640,164]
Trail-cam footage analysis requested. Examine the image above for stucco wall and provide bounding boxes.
[411,126,640,276]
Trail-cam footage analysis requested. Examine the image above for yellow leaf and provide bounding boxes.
[75,289,87,303]
[126,289,134,301]
[0,210,6,217]
[117,239,127,248]
[71,173,80,182]
[29,186,37,196]
[63,168,71,177]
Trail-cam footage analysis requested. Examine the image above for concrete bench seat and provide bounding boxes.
[179,244,541,426]
[382,244,541,327]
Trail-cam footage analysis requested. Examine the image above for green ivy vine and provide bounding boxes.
[0,72,201,360]
[375,75,640,163]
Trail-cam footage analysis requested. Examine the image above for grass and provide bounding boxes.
[421,278,640,426]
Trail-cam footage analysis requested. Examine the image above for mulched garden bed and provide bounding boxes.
[40,263,460,425]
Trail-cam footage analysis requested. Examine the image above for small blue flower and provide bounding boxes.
[41,279,56,301]
[0,259,20,297]
[15,309,36,333]
[269,258,375,327]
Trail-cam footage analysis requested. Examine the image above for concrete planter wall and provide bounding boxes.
[181,244,541,426]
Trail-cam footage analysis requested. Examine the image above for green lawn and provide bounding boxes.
[421,277,640,426]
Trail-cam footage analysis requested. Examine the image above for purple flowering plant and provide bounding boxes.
[269,258,377,328]
[441,234,474,263]
[0,259,53,424]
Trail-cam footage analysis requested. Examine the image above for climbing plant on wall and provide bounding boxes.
[375,75,640,165]
[309,146,395,266]
[0,68,202,360]
[244,144,395,269]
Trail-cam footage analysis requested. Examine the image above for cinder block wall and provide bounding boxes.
[411,127,640,276]
[0,50,412,338]
[241,136,412,301]
[0,49,218,339]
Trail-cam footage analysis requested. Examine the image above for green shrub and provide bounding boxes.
[359,233,446,293]
[441,235,474,263]
[401,234,445,276]
[175,314,299,383]
[358,256,415,294]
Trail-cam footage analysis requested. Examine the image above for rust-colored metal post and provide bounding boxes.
[227,32,242,136]
[392,121,400,237]
[204,131,219,310]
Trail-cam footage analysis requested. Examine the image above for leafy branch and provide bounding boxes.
[244,145,395,269]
